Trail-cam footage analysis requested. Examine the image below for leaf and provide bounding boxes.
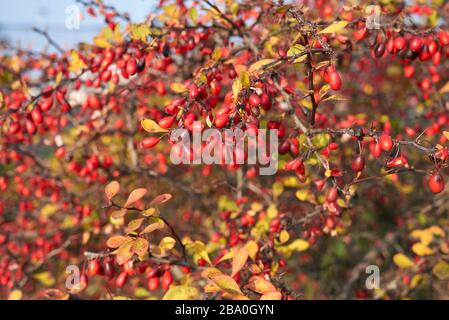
[111,208,127,220]
[288,239,309,252]
[141,119,169,133]
[246,276,277,294]
[124,188,147,208]
[69,51,87,73]
[127,218,145,232]
[246,241,258,261]
[33,271,55,287]
[116,241,134,264]
[140,219,165,235]
[321,94,347,102]
[159,236,176,250]
[279,230,290,244]
[240,71,250,88]
[149,193,173,206]
[318,21,348,34]
[248,59,278,73]
[141,208,157,217]
[170,82,188,93]
[432,260,449,280]
[209,274,242,295]
[393,253,414,269]
[8,289,22,300]
[188,7,198,24]
[232,78,242,103]
[106,235,130,248]
[412,243,434,256]
[43,289,70,300]
[439,81,449,94]
[132,237,149,258]
[55,72,63,87]
[260,291,282,300]
[231,245,249,277]
[163,285,199,300]
[129,23,150,43]
[105,181,120,200]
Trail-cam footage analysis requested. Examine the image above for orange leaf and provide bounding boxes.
[124,188,147,208]
[106,235,130,248]
[231,245,249,277]
[246,276,277,294]
[140,219,165,235]
[105,181,120,200]
[150,193,173,206]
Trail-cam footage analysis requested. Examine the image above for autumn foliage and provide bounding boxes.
[2,0,449,300]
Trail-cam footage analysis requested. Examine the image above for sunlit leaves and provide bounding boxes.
[318,21,348,34]
[170,82,188,93]
[150,193,173,206]
[231,245,249,277]
[127,218,145,232]
[106,235,131,248]
[105,181,120,200]
[432,260,449,280]
[8,289,22,300]
[94,24,123,48]
[163,285,199,300]
[245,276,277,294]
[69,51,86,73]
[141,119,169,133]
[124,188,147,208]
[129,23,151,43]
[139,218,165,235]
[393,253,414,269]
[208,273,243,295]
[159,236,177,250]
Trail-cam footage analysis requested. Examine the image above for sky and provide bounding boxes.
[0,0,158,50]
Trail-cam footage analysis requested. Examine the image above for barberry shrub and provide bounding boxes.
[1,0,449,300]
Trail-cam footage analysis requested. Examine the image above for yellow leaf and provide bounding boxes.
[188,7,198,23]
[432,260,449,280]
[232,78,242,103]
[132,238,149,258]
[127,218,145,232]
[412,243,434,256]
[288,239,309,252]
[141,119,169,133]
[240,71,250,88]
[111,208,127,220]
[231,245,249,277]
[318,21,348,34]
[209,274,242,295]
[170,82,188,93]
[129,23,150,43]
[8,289,22,300]
[279,230,290,244]
[159,236,176,250]
[163,285,199,300]
[33,272,55,287]
[246,241,259,261]
[69,51,86,73]
[216,250,235,263]
[393,253,414,269]
[55,72,63,87]
[141,208,157,217]
[139,219,164,235]
[248,59,278,73]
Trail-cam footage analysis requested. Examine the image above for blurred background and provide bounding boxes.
[0,0,155,49]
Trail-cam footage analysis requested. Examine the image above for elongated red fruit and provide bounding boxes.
[329,71,342,91]
[141,137,160,149]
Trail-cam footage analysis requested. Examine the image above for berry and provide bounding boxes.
[428,174,445,194]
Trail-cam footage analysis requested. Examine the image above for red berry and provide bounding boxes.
[116,271,128,288]
[249,94,261,108]
[351,154,365,173]
[329,71,342,91]
[379,134,393,152]
[126,58,137,76]
[141,137,161,149]
[148,276,159,291]
[161,270,173,291]
[428,174,445,194]
[88,260,101,276]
